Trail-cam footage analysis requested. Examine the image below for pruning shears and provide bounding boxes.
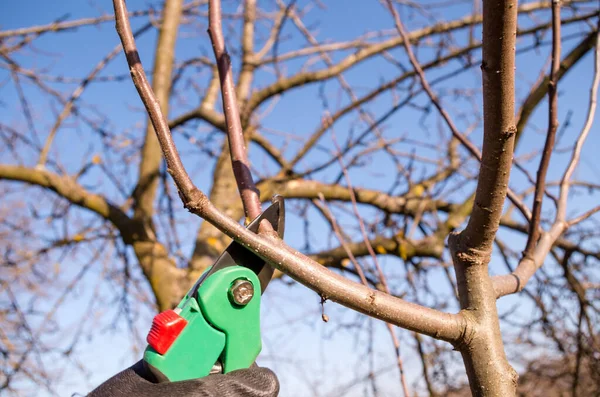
[142,196,285,382]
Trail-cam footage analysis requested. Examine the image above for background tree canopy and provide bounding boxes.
[1,0,599,395]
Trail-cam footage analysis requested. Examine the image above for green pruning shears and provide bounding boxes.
[143,196,285,382]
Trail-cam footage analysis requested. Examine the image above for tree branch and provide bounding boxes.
[189,197,465,341]
[258,179,456,215]
[0,8,154,39]
[166,10,597,164]
[37,22,153,167]
[384,0,530,223]
[112,0,465,343]
[445,0,520,393]
[523,0,561,257]
[131,0,184,224]
[0,165,131,235]
[207,0,262,220]
[0,164,188,310]
[241,1,588,118]
[113,0,196,201]
[493,26,600,298]
[516,29,598,142]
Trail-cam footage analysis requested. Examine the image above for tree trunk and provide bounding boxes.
[448,0,520,394]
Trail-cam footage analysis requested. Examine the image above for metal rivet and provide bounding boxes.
[210,362,223,374]
[229,279,254,306]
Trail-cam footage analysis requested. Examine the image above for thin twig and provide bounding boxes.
[567,205,600,227]
[315,194,411,397]
[558,25,600,222]
[493,25,600,298]
[208,0,262,221]
[331,129,410,397]
[287,6,391,174]
[112,0,196,198]
[37,22,153,167]
[312,196,369,286]
[0,9,156,39]
[524,0,561,257]
[383,0,531,222]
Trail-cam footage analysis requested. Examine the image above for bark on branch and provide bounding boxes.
[523,0,561,257]
[207,0,262,221]
[443,0,520,394]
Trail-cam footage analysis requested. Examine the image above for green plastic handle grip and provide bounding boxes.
[143,266,262,382]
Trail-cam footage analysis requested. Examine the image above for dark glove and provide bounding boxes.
[88,360,279,397]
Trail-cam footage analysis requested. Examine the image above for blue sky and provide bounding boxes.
[1,1,599,396]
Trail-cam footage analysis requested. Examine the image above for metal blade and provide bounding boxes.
[188,196,285,297]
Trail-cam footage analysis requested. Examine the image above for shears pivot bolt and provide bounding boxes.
[229,279,254,306]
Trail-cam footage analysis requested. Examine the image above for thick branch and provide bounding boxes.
[0,165,131,234]
[452,15,518,255]
[446,0,520,394]
[258,179,456,215]
[0,165,189,310]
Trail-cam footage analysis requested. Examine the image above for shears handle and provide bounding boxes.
[142,197,285,382]
[143,266,262,382]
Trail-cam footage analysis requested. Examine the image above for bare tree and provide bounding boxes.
[1,0,599,396]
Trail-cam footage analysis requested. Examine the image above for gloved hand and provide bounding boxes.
[88,360,279,397]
